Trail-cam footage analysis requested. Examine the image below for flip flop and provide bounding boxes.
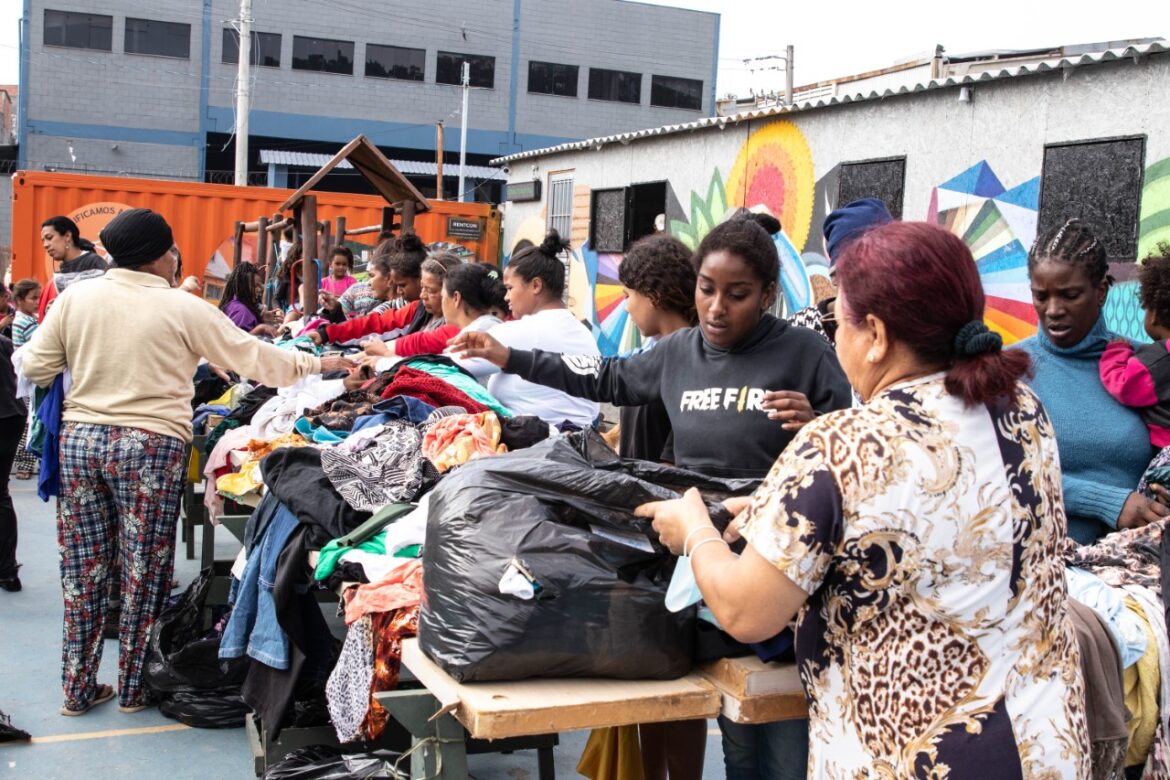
[60,684,115,716]
[118,704,148,714]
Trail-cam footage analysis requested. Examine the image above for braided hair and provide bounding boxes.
[1028,218,1109,286]
[219,261,262,320]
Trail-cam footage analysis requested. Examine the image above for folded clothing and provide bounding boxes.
[422,412,506,473]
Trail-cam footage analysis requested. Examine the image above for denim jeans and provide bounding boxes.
[719,716,809,780]
[220,502,300,669]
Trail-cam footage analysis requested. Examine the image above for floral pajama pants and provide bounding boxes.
[57,422,185,710]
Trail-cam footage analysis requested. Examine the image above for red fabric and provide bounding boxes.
[324,300,419,344]
[1099,341,1160,407]
[394,323,459,357]
[380,366,490,414]
[38,279,59,322]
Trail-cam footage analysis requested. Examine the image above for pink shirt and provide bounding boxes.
[320,275,358,296]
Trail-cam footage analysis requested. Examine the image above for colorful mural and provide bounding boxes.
[1140,156,1170,261]
[928,161,1040,345]
[725,121,816,254]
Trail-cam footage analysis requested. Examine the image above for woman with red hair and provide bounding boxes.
[638,221,1089,777]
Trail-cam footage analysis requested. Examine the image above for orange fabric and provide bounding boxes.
[421,412,506,473]
[344,558,424,624]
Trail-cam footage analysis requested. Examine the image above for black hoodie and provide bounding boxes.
[504,314,852,479]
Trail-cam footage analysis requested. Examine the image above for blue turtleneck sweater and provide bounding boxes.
[1016,316,1154,544]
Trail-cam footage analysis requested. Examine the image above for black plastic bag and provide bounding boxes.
[0,708,30,743]
[419,430,756,682]
[262,746,405,780]
[145,568,248,695]
[158,688,249,729]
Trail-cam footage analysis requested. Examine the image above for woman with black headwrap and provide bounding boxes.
[22,208,351,716]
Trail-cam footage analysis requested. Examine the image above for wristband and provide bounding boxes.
[688,536,729,559]
[683,525,720,556]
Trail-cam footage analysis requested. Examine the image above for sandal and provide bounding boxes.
[14,471,31,481]
[60,684,115,716]
[118,703,149,714]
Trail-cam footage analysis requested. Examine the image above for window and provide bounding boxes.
[366,44,425,81]
[548,172,575,240]
[651,75,703,110]
[436,52,495,88]
[1038,136,1146,262]
[836,157,907,219]
[588,68,641,104]
[589,181,667,252]
[125,17,190,59]
[529,61,578,97]
[43,10,111,51]
[292,35,354,75]
[222,28,281,67]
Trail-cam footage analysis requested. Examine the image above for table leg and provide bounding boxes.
[379,689,469,780]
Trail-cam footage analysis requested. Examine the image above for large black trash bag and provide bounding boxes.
[145,567,248,694]
[262,746,405,780]
[419,430,756,682]
[158,689,249,729]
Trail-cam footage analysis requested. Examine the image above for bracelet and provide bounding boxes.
[683,525,720,556]
[688,536,729,559]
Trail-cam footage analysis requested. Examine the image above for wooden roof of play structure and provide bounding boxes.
[278,135,431,213]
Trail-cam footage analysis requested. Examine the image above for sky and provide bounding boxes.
[0,1,1166,96]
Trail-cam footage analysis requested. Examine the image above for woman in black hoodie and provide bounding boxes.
[452,215,851,780]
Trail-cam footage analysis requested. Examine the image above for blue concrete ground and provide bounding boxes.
[0,481,727,778]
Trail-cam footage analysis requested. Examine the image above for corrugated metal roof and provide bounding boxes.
[259,149,505,180]
[491,40,1168,166]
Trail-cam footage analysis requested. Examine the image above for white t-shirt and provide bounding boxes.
[460,308,600,428]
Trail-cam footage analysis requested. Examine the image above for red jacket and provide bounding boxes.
[324,300,421,343]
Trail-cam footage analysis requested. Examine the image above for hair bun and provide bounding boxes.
[539,230,570,257]
[953,320,1002,358]
[400,233,425,253]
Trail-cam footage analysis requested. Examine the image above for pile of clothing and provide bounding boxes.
[197,350,553,739]
[1063,523,1170,779]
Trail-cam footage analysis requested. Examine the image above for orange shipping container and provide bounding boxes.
[9,171,500,285]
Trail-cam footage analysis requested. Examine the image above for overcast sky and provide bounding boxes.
[1,1,1166,96]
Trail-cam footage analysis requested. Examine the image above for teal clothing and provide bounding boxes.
[314,503,420,580]
[404,359,512,418]
[293,417,345,444]
[1016,316,1153,544]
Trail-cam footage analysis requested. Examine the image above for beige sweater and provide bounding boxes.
[22,268,321,443]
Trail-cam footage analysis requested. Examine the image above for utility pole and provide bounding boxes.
[743,48,795,105]
[785,45,794,106]
[458,61,469,202]
[233,0,252,186]
[435,121,445,199]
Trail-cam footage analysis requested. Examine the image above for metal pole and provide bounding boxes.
[436,121,445,199]
[233,0,252,185]
[301,196,319,315]
[232,221,245,266]
[256,215,269,305]
[785,45,794,105]
[458,61,469,202]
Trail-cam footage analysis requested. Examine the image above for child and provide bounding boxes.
[11,280,41,348]
[1099,249,1170,456]
[320,245,358,299]
[9,280,41,481]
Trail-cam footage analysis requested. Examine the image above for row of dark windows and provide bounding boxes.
[43,10,702,109]
[587,136,1147,262]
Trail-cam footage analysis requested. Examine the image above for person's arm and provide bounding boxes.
[636,432,841,642]
[807,349,853,414]
[503,345,665,406]
[1062,474,1135,528]
[322,301,415,344]
[191,304,325,387]
[391,323,459,357]
[1099,340,1158,407]
[20,296,68,387]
